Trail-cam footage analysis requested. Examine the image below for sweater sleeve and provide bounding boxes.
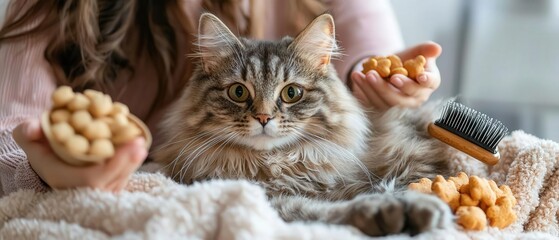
[326,0,405,83]
[0,0,56,196]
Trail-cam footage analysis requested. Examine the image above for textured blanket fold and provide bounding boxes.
[1,130,558,239]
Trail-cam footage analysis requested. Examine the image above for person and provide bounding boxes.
[0,0,442,196]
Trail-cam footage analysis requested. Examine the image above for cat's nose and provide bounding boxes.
[253,114,273,127]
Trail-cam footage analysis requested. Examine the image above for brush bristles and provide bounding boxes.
[435,101,509,154]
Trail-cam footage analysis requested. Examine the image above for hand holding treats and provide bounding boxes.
[350,42,442,111]
[409,172,517,231]
[42,86,152,166]
[13,87,149,191]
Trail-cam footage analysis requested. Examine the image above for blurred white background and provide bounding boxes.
[1,0,558,141]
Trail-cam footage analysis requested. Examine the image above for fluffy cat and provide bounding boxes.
[154,13,455,236]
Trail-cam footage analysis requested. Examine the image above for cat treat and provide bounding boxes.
[456,206,487,231]
[408,172,517,231]
[42,86,152,166]
[361,54,426,80]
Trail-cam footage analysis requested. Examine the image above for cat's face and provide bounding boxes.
[163,13,367,153]
[188,38,341,150]
[196,50,324,150]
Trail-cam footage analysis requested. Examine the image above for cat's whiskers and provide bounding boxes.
[156,133,209,173]
[167,127,233,181]
[178,129,234,181]
[169,128,231,178]
[150,135,190,155]
[152,136,203,173]
[177,136,220,181]
[203,132,240,172]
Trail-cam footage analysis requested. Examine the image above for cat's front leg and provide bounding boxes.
[271,191,453,236]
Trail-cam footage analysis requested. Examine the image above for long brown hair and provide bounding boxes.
[0,0,183,114]
[0,0,325,113]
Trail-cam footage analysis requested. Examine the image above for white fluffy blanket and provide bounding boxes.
[1,130,558,239]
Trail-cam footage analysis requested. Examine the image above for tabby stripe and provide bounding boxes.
[241,64,248,82]
[276,98,284,113]
[247,58,255,81]
[262,49,270,80]
[283,64,290,82]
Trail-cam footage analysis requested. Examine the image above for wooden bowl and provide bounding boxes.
[41,111,152,166]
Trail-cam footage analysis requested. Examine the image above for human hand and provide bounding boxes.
[350,41,442,111]
[13,118,147,192]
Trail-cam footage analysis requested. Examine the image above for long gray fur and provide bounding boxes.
[155,13,455,237]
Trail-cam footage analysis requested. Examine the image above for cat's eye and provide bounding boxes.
[228,83,249,102]
[280,84,304,103]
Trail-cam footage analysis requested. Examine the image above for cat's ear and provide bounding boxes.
[291,14,338,70]
[197,13,244,72]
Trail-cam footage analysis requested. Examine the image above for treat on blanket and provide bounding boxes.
[486,196,517,229]
[460,192,480,207]
[432,175,461,212]
[408,178,432,193]
[469,176,497,207]
[408,172,517,230]
[42,86,152,166]
[361,54,425,80]
[456,206,487,231]
[449,172,469,190]
[488,180,517,205]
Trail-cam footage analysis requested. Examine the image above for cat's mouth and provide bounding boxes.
[253,132,274,139]
[259,127,274,136]
[250,128,279,146]
[255,132,270,137]
[230,119,296,150]
[249,119,279,137]
[238,134,281,150]
[236,129,296,151]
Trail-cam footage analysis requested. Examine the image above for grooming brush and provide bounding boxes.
[428,100,509,165]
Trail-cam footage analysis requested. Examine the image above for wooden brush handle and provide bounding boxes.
[428,123,500,165]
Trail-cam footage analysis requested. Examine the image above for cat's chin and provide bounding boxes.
[237,134,297,151]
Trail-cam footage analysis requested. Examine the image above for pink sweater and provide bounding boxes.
[0,0,403,196]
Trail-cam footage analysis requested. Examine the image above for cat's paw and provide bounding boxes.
[343,192,453,236]
[343,194,405,236]
[399,191,454,235]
